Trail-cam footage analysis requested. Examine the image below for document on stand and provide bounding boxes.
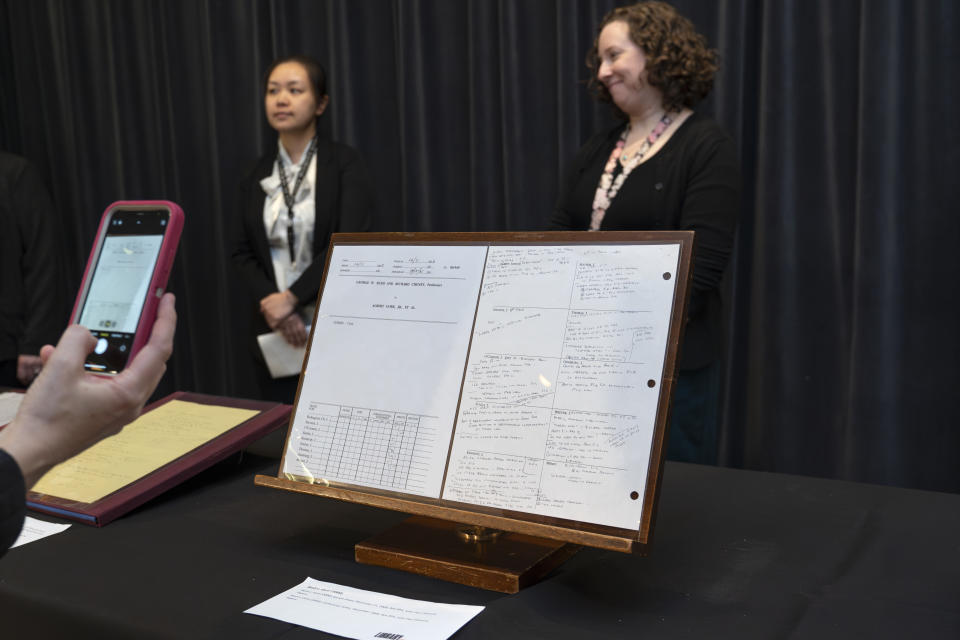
[245,577,484,640]
[281,240,682,531]
[442,244,680,529]
[282,244,488,498]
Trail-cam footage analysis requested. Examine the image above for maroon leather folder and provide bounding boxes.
[26,391,291,526]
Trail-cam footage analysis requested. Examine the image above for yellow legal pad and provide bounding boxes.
[31,400,259,504]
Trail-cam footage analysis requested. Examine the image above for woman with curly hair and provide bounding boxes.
[551,2,740,465]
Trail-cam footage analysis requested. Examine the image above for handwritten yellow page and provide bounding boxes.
[31,400,259,504]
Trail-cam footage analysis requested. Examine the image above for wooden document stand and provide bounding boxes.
[256,231,693,593]
[355,517,580,594]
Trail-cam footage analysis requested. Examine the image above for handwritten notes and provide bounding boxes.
[282,245,488,498]
[31,400,258,503]
[284,242,681,531]
[443,245,679,529]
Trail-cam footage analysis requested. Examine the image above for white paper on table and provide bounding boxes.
[257,325,311,379]
[10,516,71,549]
[0,391,25,426]
[245,577,484,640]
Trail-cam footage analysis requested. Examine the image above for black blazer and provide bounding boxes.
[232,137,374,331]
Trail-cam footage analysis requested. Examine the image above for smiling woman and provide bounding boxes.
[231,55,374,405]
[551,2,740,465]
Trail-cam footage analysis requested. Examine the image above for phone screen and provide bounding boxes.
[78,208,169,373]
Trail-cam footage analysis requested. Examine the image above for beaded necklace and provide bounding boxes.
[589,113,673,231]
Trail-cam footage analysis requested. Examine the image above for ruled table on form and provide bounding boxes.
[286,401,438,495]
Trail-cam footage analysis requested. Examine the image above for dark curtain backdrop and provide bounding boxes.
[1,0,957,492]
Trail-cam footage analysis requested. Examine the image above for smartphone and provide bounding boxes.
[70,200,184,374]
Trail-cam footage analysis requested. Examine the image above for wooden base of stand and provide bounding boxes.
[355,515,580,593]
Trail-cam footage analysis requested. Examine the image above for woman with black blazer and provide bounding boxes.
[233,55,373,402]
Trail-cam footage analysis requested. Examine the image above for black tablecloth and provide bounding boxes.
[1,454,958,639]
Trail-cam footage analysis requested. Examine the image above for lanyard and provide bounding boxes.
[276,136,318,263]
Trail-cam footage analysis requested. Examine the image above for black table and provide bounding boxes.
[2,454,958,639]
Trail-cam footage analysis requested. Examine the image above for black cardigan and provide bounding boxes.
[232,137,374,334]
[551,113,740,369]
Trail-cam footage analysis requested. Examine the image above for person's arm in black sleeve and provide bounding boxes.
[677,127,740,319]
[0,449,27,558]
[288,147,374,305]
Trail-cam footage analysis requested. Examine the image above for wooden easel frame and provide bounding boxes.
[256,231,694,590]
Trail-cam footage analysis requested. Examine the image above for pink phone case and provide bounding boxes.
[70,200,184,371]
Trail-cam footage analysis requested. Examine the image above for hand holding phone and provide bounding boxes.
[70,200,183,374]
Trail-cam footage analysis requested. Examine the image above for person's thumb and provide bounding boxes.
[45,325,97,371]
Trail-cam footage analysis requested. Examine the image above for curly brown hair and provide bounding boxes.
[587,1,717,114]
